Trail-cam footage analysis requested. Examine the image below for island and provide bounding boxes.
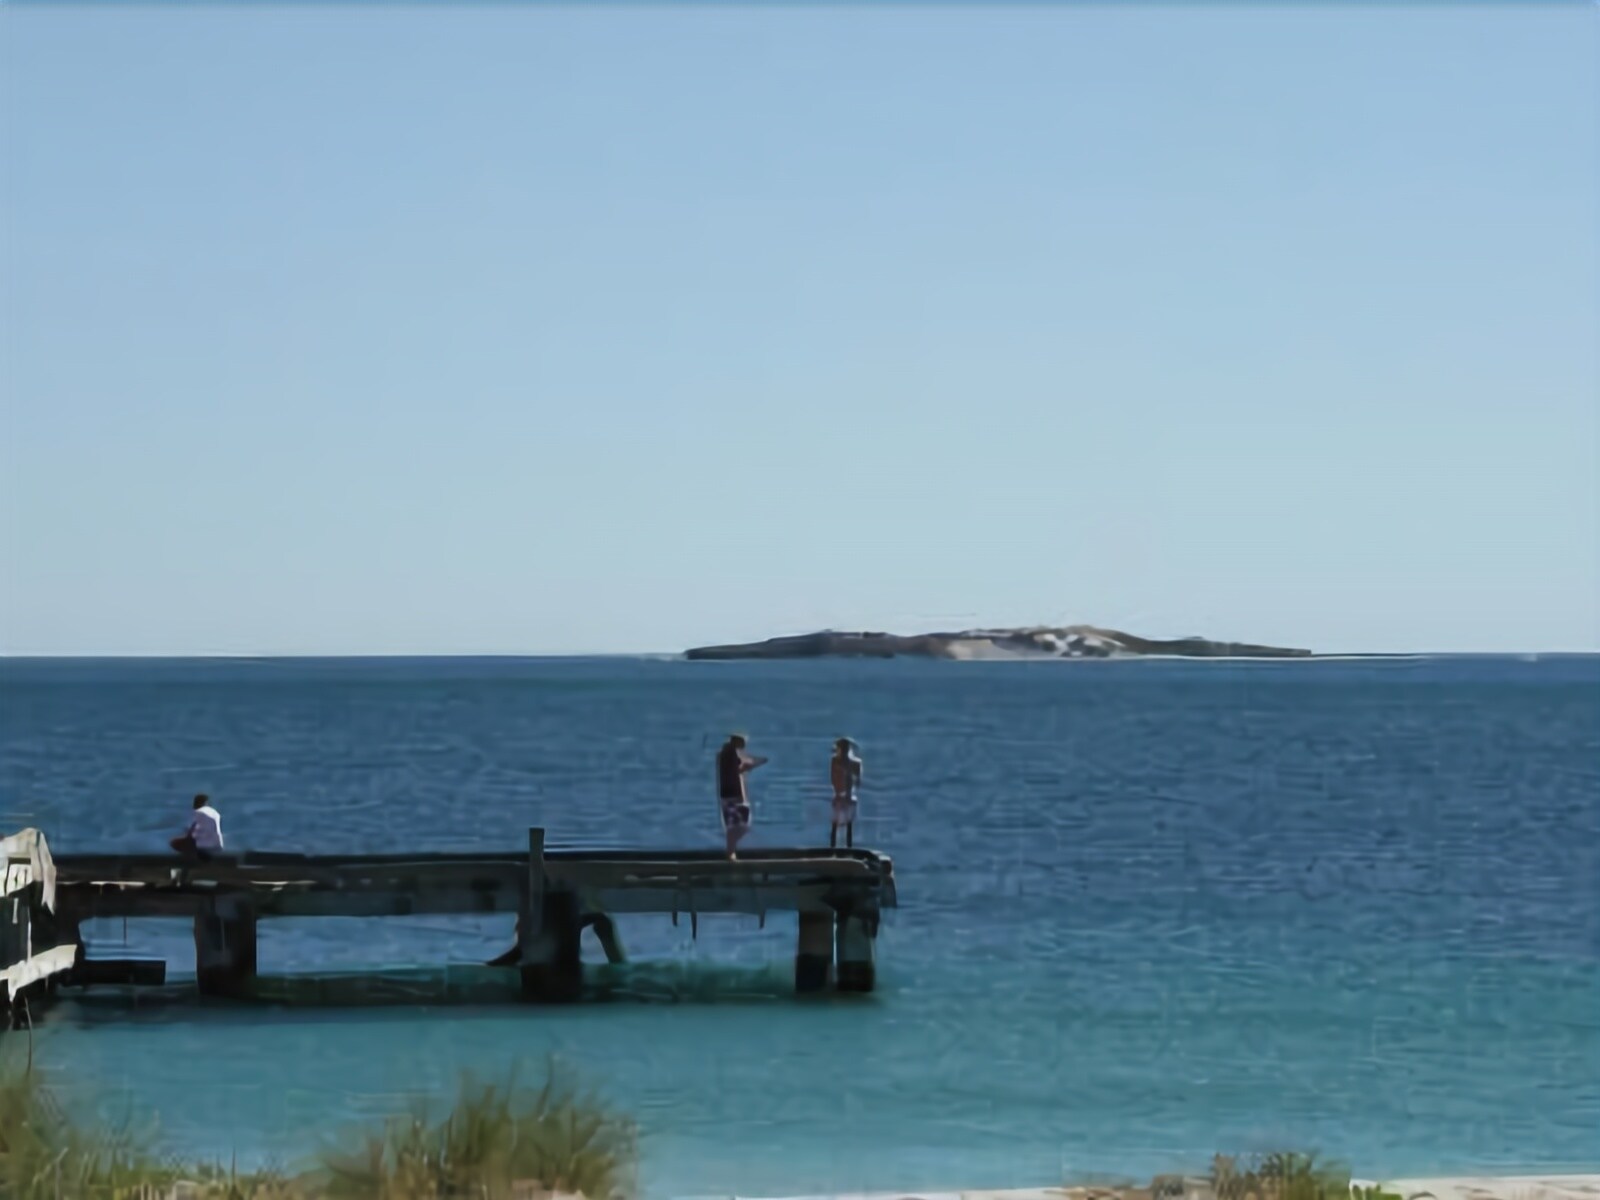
[684,625,1312,661]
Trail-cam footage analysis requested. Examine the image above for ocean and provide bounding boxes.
[1,655,1597,1196]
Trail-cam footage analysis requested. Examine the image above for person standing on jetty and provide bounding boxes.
[169,793,224,859]
[830,738,863,849]
[716,734,767,859]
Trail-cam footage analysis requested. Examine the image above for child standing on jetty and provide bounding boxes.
[716,734,767,859]
[830,738,862,848]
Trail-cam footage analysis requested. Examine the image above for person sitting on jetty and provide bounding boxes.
[829,738,863,849]
[716,733,767,859]
[169,793,223,859]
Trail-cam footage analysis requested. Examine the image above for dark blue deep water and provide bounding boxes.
[2,655,1597,1195]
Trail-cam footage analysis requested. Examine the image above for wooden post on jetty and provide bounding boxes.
[1,888,24,1024]
[0,893,23,974]
[795,911,833,992]
[835,911,876,993]
[194,895,257,996]
[518,827,583,1003]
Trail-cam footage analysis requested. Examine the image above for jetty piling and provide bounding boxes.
[0,827,896,1017]
[0,883,22,968]
[835,913,876,992]
[522,887,584,1004]
[795,911,834,993]
[194,895,257,997]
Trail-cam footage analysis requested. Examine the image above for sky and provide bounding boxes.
[1,4,1595,656]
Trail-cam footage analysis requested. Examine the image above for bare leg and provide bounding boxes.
[846,822,854,849]
[829,823,838,849]
[726,816,750,860]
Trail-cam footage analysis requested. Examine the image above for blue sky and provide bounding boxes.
[2,5,1595,655]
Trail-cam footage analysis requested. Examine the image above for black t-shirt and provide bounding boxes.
[717,744,744,800]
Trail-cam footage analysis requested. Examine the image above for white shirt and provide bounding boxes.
[187,805,224,852]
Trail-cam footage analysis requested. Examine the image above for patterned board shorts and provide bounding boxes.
[721,801,751,831]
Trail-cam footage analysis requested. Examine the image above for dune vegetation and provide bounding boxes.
[2,1044,1404,1200]
[0,1051,637,1200]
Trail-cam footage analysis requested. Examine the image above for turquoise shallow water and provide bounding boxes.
[2,655,1598,1195]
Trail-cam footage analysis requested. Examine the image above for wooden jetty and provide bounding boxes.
[2,829,77,1025]
[1,827,897,1024]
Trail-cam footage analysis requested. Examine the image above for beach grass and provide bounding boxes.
[2,1044,1426,1200]
[0,1052,180,1200]
[1209,1152,1361,1200]
[316,1064,638,1200]
[0,1051,636,1200]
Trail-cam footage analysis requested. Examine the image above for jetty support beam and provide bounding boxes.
[0,893,24,972]
[194,896,257,997]
[518,828,583,1003]
[795,911,833,993]
[835,910,877,993]
[3,889,30,1027]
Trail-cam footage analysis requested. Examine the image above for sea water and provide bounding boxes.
[1,655,1596,1196]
